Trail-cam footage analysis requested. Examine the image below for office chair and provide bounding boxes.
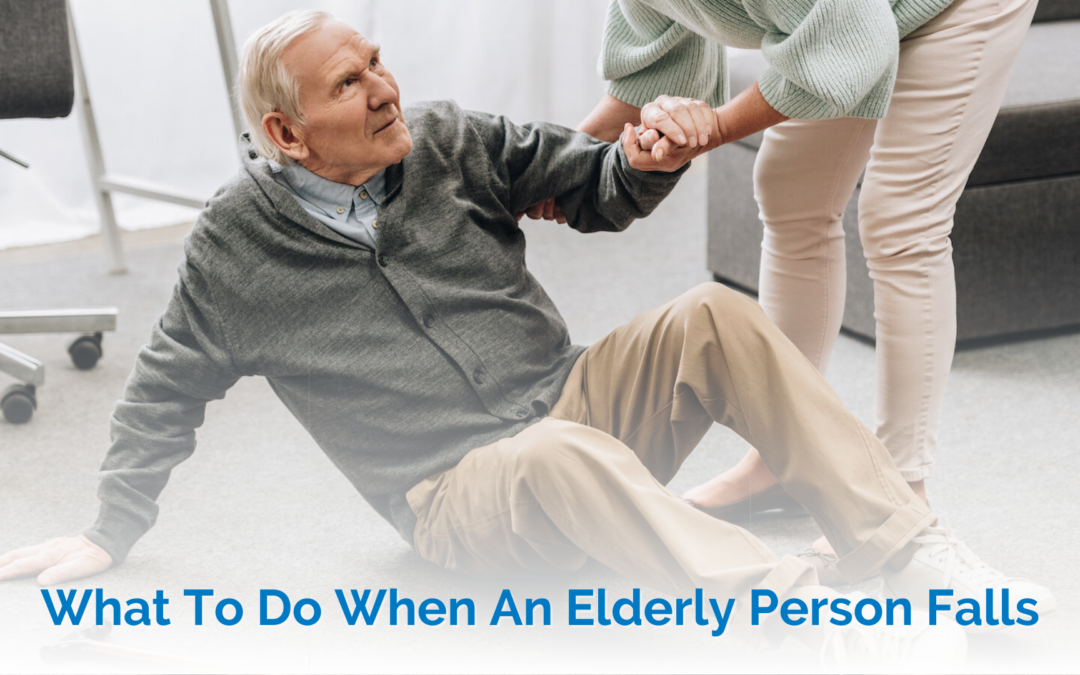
[0,0,117,424]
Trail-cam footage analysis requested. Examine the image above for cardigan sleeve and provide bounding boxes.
[82,246,242,565]
[462,107,688,234]
[600,0,902,120]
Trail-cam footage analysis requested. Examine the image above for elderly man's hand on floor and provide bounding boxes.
[0,535,112,585]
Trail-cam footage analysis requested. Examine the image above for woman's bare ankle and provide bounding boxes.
[812,535,836,556]
[682,448,778,508]
[908,479,928,505]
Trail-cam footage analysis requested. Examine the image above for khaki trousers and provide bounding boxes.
[406,283,935,608]
[755,0,1038,480]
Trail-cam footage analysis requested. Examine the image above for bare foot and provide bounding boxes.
[682,446,778,508]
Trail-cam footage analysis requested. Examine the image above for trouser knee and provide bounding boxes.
[671,282,769,331]
[511,420,625,495]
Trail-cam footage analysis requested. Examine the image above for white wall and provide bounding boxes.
[0,0,609,249]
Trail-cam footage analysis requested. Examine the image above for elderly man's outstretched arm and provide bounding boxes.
[0,254,241,585]
[479,112,705,233]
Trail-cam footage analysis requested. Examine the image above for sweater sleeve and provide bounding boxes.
[600,0,902,120]
[600,0,727,109]
[464,108,688,234]
[752,0,899,119]
[82,251,241,564]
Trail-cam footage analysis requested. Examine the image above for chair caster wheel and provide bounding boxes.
[69,332,103,370]
[2,383,36,424]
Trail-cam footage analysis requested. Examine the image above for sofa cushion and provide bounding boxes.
[1033,0,1080,22]
[707,137,1080,342]
[968,21,1080,185]
[725,20,1080,186]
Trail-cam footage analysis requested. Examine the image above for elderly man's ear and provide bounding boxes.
[263,112,309,163]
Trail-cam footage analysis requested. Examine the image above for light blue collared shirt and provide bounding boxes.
[270,160,387,249]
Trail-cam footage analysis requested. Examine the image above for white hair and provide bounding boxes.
[238,10,335,164]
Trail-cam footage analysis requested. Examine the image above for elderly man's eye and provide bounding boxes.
[370,57,379,69]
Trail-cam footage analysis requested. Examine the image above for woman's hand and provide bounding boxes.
[623,123,713,173]
[638,96,720,162]
[516,94,720,217]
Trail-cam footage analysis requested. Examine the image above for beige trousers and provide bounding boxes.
[755,0,1038,480]
[407,283,935,611]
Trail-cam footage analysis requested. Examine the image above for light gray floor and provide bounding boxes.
[1,169,1077,674]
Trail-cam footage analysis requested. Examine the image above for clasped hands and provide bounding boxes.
[628,95,723,169]
[520,95,723,223]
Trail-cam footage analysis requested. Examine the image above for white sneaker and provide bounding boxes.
[820,608,967,674]
[881,525,1056,634]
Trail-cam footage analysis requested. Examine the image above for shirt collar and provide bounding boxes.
[269,160,388,222]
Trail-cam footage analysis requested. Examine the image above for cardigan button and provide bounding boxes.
[422,313,435,328]
[248,151,257,160]
[377,253,388,267]
[472,369,485,385]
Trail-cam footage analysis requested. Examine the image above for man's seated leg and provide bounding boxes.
[407,416,801,605]
[547,281,1052,623]
[406,416,968,665]
[550,281,933,582]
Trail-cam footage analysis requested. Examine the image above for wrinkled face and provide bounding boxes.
[274,21,412,184]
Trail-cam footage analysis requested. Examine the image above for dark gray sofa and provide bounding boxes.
[707,0,1080,343]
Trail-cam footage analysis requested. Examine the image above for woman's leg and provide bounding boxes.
[684,116,876,509]
[756,117,878,373]
[685,0,1037,515]
[859,0,1037,483]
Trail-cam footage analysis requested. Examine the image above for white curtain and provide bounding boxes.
[0,0,609,249]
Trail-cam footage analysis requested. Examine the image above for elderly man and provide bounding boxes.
[0,10,1051,663]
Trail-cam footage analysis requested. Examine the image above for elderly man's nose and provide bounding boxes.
[367,73,398,108]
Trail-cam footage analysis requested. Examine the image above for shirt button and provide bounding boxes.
[377,253,388,267]
[422,313,435,328]
[360,190,369,200]
[472,369,485,385]
[336,207,345,214]
[248,151,257,160]
[372,219,379,229]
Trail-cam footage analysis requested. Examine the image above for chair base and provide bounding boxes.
[0,308,117,424]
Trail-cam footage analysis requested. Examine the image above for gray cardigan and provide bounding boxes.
[84,100,687,563]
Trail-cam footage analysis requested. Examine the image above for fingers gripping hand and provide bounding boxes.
[516,198,566,224]
[623,124,708,173]
[640,96,715,154]
[0,535,112,586]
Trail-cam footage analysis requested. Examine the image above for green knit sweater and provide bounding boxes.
[601,0,954,119]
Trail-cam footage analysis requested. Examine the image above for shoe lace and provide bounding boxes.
[910,526,1007,587]
[802,547,838,565]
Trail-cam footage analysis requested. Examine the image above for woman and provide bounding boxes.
[538,0,1038,581]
